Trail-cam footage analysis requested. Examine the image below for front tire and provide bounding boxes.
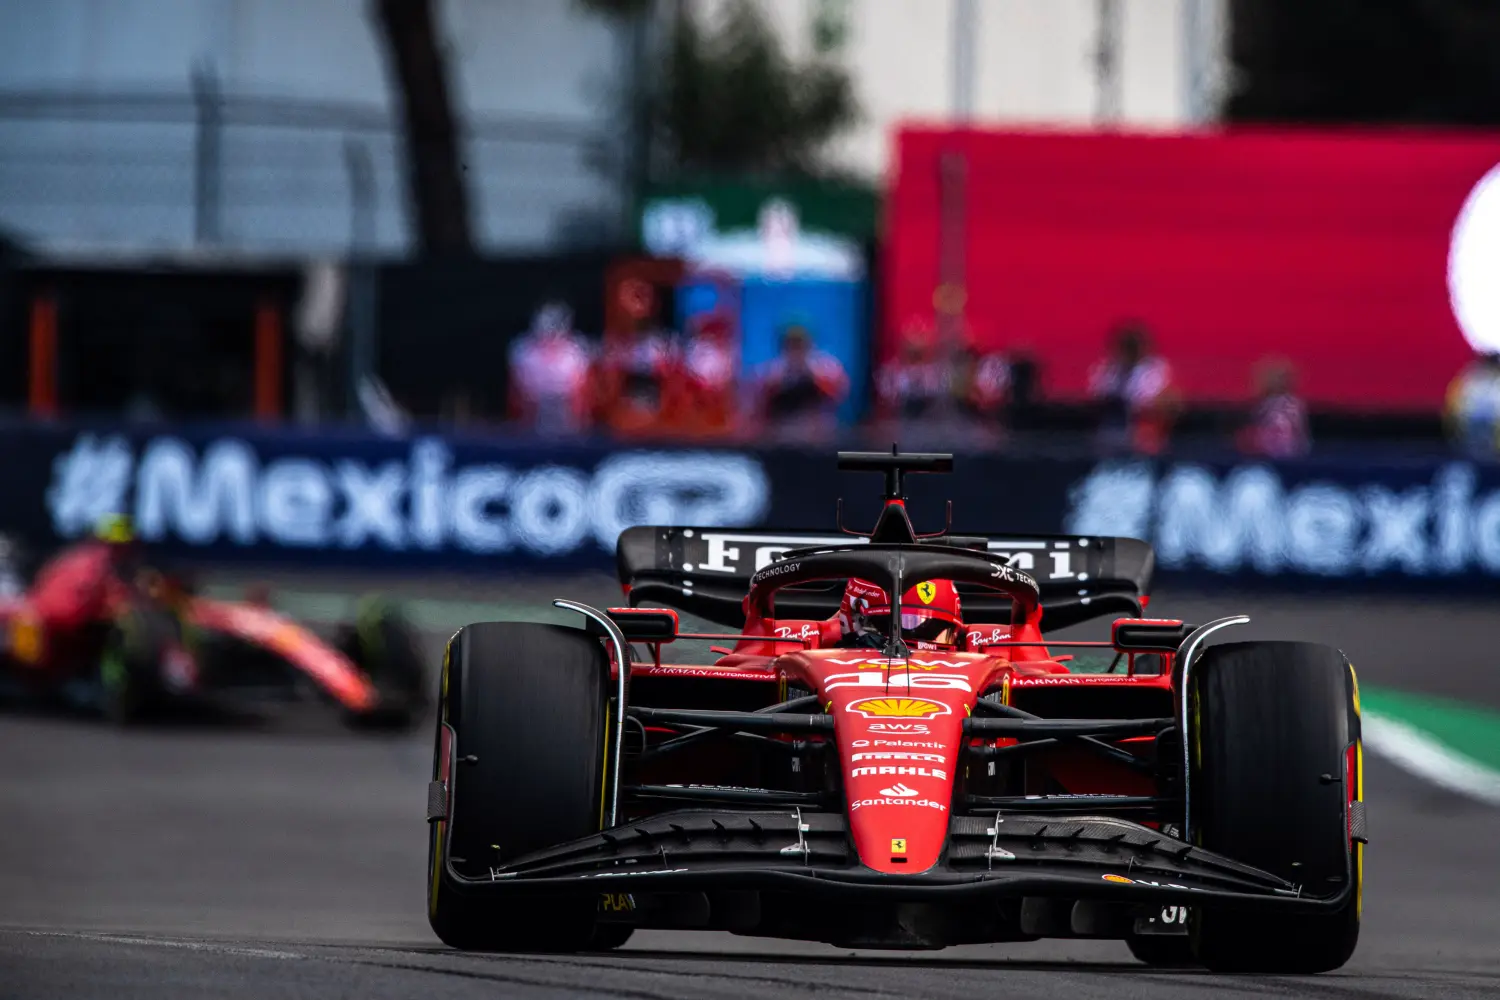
[427,621,619,952]
[1189,641,1362,974]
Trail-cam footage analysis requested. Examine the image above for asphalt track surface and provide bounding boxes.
[2,585,1498,999]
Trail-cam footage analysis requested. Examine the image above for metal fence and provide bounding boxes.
[0,78,626,258]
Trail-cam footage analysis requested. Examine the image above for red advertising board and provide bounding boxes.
[884,127,1500,410]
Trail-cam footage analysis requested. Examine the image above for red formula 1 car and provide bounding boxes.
[0,521,425,728]
[426,451,1366,973]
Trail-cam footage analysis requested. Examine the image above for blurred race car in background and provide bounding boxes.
[0,516,426,728]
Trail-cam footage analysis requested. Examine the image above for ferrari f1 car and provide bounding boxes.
[426,451,1366,973]
[0,519,425,728]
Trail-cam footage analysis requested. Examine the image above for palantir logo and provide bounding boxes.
[43,433,770,558]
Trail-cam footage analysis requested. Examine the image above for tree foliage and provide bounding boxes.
[1226,0,1500,125]
[659,1,859,177]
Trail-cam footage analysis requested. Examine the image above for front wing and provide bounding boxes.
[437,807,1348,913]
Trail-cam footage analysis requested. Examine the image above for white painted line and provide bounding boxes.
[1363,710,1500,807]
[23,930,304,960]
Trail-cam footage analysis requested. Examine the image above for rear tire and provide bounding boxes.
[341,600,428,731]
[99,604,176,725]
[427,621,619,952]
[1188,641,1362,974]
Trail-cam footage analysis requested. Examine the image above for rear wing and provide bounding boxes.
[615,527,1154,630]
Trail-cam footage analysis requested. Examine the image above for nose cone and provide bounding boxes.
[831,691,967,875]
[804,651,992,875]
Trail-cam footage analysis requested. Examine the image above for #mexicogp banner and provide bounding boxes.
[2,421,1500,591]
[6,425,773,571]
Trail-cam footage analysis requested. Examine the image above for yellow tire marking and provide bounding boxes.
[598,703,612,831]
[428,821,444,919]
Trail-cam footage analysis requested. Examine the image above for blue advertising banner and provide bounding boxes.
[3,421,1499,592]
[1062,458,1500,589]
[1,424,773,572]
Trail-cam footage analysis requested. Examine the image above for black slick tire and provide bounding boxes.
[427,621,622,952]
[341,602,427,731]
[1188,641,1362,974]
[100,603,175,725]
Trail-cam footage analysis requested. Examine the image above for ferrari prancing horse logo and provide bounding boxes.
[915,581,937,604]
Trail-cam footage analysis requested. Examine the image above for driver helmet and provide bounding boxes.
[94,513,145,574]
[839,577,963,650]
[94,513,136,546]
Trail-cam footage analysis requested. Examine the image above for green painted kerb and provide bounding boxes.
[1364,687,1500,773]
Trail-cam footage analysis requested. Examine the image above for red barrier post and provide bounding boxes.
[254,297,283,421]
[28,292,58,418]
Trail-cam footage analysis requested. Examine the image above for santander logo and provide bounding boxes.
[879,782,919,797]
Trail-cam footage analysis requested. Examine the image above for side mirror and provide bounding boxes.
[605,607,679,643]
[1112,618,1196,653]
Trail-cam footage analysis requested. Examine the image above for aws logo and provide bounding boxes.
[845,697,951,720]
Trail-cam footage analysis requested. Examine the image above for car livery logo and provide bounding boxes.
[988,563,1041,595]
[846,697,950,720]
[826,672,971,693]
[1102,873,1204,892]
[750,560,802,586]
[967,627,1009,647]
[915,581,937,604]
[836,657,963,671]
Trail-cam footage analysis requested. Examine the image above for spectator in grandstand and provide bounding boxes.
[875,323,948,422]
[1002,348,1041,430]
[508,301,594,436]
[755,322,849,443]
[595,293,679,438]
[1444,352,1500,457]
[955,345,1014,419]
[1236,357,1310,458]
[1088,320,1178,455]
[872,323,951,449]
[356,374,411,436]
[950,344,1016,449]
[675,313,741,439]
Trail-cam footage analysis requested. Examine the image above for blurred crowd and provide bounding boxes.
[508,301,850,444]
[1084,321,1310,460]
[506,301,1321,457]
[1445,353,1500,458]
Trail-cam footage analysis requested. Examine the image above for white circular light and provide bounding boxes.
[1449,163,1500,354]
